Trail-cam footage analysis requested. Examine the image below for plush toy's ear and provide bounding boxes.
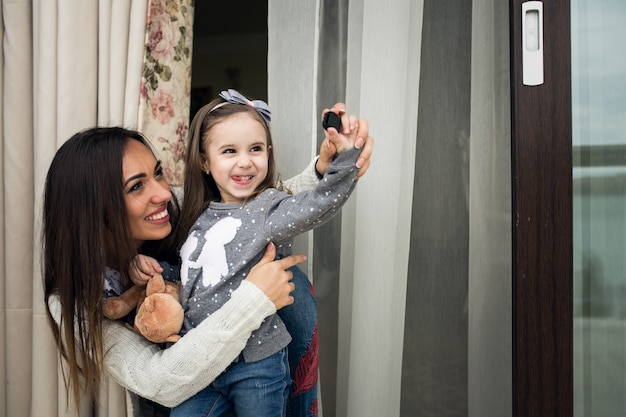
[102,285,145,320]
[145,273,166,296]
[163,280,181,298]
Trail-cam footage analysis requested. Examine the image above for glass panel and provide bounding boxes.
[572,1,626,416]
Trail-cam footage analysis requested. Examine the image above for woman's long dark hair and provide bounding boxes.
[42,127,179,409]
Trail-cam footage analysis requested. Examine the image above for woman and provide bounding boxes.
[43,114,372,414]
[43,127,303,413]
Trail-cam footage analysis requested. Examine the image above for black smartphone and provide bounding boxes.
[322,111,342,131]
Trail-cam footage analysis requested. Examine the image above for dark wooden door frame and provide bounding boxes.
[510,0,573,416]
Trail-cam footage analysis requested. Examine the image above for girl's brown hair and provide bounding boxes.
[174,98,279,244]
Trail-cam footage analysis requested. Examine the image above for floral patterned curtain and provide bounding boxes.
[139,0,194,186]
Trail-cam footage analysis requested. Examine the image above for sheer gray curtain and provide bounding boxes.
[269,0,424,415]
[268,1,512,416]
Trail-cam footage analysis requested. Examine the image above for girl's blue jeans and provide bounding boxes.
[170,349,290,417]
[137,266,319,417]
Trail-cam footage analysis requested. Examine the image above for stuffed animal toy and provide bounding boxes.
[102,273,183,344]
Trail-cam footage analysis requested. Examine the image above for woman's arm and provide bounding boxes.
[48,281,273,407]
[281,157,320,194]
[102,280,273,407]
[101,243,300,407]
[49,246,301,408]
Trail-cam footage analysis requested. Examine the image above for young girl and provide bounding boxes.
[171,90,364,417]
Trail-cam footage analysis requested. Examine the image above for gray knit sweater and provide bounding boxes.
[179,146,361,362]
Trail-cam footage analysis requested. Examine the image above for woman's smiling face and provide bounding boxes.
[122,139,172,246]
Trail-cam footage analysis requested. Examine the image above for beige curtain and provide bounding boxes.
[1,1,192,416]
[4,2,41,416]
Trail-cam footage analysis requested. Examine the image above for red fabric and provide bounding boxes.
[309,398,319,416]
[292,324,319,398]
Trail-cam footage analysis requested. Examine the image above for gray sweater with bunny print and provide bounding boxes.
[179,146,361,362]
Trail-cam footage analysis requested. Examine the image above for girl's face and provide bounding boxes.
[122,139,172,246]
[203,112,269,203]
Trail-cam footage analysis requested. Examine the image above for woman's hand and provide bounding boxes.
[245,243,306,309]
[317,103,374,179]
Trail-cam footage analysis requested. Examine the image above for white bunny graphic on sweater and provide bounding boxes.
[180,216,242,288]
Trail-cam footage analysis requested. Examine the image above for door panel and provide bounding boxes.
[510,0,573,416]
